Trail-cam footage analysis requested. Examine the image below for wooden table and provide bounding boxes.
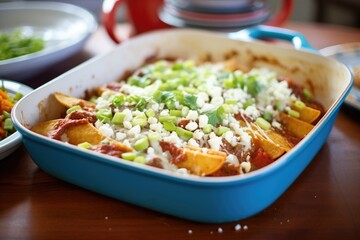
[1,22,359,239]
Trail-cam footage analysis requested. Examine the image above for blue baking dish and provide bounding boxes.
[12,27,352,223]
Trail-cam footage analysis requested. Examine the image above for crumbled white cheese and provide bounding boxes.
[226,154,239,166]
[244,105,260,119]
[272,120,282,129]
[199,103,216,113]
[128,125,141,137]
[185,121,198,131]
[193,129,204,140]
[147,117,158,124]
[210,96,224,107]
[96,99,109,109]
[150,123,163,132]
[98,124,114,138]
[163,132,182,147]
[115,132,126,141]
[239,131,252,151]
[207,86,222,98]
[186,110,199,121]
[123,121,132,129]
[208,136,222,151]
[188,138,199,148]
[160,109,169,116]
[122,109,133,121]
[198,115,208,128]
[224,131,237,147]
[241,161,251,173]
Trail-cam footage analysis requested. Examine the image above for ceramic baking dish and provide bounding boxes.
[12,28,352,223]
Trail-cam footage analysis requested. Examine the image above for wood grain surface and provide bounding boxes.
[1,22,359,239]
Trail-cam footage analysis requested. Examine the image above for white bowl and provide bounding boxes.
[0,1,98,81]
[0,80,33,160]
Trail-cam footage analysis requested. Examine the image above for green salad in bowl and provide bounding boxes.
[0,30,45,61]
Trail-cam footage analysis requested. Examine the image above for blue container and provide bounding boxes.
[12,27,352,223]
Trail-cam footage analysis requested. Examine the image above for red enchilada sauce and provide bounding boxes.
[48,118,89,140]
[91,143,126,157]
[159,141,186,164]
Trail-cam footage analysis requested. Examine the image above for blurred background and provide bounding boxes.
[1,0,359,28]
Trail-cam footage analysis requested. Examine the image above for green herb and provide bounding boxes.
[183,94,198,110]
[153,91,174,103]
[206,106,225,127]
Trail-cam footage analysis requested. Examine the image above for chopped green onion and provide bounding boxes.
[184,87,197,94]
[159,115,177,124]
[145,108,155,118]
[96,109,113,123]
[169,110,182,117]
[131,116,147,127]
[176,127,193,140]
[225,99,237,104]
[2,110,10,119]
[112,112,126,125]
[255,117,271,130]
[111,94,125,107]
[294,100,306,109]
[148,132,161,141]
[66,105,82,115]
[181,106,189,117]
[163,121,177,131]
[216,126,230,136]
[165,100,176,110]
[134,156,147,164]
[134,97,147,111]
[220,104,232,113]
[78,142,92,149]
[4,118,14,131]
[14,92,23,101]
[288,109,300,118]
[202,124,213,134]
[121,152,137,161]
[303,88,312,102]
[133,137,149,151]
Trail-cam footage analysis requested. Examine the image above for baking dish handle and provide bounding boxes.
[229,25,316,51]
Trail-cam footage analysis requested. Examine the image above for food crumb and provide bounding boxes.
[105,216,108,220]
[287,219,290,223]
[210,231,214,234]
[218,227,223,233]
[234,224,241,231]
[188,230,193,234]
[243,225,248,230]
